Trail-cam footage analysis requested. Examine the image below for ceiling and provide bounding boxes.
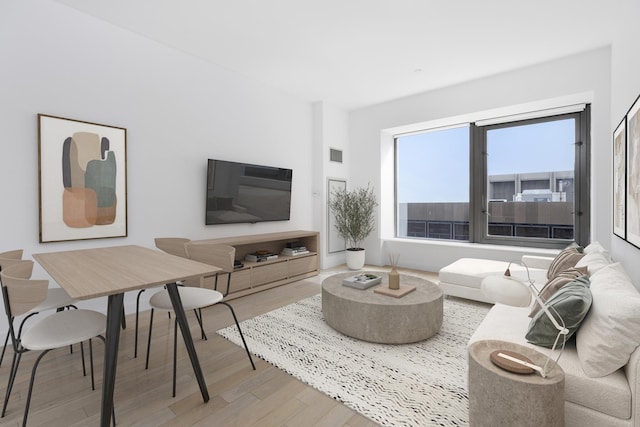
[57,0,621,110]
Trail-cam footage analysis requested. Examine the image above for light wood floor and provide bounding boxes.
[0,266,438,427]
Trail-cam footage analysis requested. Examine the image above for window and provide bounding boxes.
[395,106,590,249]
[396,125,470,240]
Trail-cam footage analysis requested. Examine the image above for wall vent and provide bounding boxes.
[330,148,343,163]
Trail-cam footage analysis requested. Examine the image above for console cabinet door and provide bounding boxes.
[229,269,252,293]
[288,255,318,277]
[251,261,288,286]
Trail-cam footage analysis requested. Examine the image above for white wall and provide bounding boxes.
[610,0,640,285]
[348,47,613,274]
[0,0,315,331]
[312,102,351,269]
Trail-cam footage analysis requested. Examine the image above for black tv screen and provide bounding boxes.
[206,159,293,225]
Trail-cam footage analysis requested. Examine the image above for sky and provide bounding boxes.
[396,119,575,203]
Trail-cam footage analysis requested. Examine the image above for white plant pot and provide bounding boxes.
[346,249,365,270]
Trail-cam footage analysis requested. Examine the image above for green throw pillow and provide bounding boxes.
[526,276,592,348]
[529,267,589,318]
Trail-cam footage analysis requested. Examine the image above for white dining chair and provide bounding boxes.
[133,238,195,358]
[0,260,108,426]
[0,249,78,368]
[145,241,255,397]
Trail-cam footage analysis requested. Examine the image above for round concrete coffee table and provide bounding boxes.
[321,272,443,344]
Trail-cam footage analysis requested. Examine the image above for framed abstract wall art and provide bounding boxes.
[38,114,127,243]
[613,117,626,240]
[627,96,640,248]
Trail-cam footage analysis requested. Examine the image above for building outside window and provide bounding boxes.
[395,106,590,249]
[396,125,470,241]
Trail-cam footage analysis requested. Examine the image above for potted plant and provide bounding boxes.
[329,184,377,270]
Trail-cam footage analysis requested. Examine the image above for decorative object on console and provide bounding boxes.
[481,261,570,378]
[281,241,309,256]
[245,252,278,262]
[328,183,377,270]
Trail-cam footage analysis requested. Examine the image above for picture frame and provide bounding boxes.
[627,96,640,248]
[327,178,347,254]
[613,116,626,240]
[38,114,127,243]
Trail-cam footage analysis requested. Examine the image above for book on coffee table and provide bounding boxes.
[342,273,382,290]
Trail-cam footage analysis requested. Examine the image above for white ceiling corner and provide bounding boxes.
[55,0,622,110]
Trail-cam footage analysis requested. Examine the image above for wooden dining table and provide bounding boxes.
[33,245,221,427]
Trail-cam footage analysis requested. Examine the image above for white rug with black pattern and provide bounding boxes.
[217,293,490,427]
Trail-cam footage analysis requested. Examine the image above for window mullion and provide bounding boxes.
[469,123,485,243]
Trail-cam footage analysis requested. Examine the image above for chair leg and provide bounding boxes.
[173,318,178,398]
[193,308,207,340]
[121,306,126,330]
[219,302,255,370]
[22,349,51,427]
[145,308,155,370]
[89,339,95,391]
[80,341,86,376]
[2,351,22,417]
[0,329,9,368]
[134,289,145,358]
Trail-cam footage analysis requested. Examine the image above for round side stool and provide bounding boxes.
[468,340,565,427]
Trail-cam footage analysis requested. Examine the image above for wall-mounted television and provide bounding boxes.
[206,159,293,225]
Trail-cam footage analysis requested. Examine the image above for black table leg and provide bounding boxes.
[101,293,124,427]
[165,282,210,402]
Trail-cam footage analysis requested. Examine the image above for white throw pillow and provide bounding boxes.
[575,250,611,275]
[583,241,609,256]
[576,263,640,377]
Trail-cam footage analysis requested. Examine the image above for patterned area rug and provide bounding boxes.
[217,293,490,426]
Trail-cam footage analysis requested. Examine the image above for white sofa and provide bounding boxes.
[463,244,640,426]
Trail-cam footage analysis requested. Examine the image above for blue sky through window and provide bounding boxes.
[396,119,575,203]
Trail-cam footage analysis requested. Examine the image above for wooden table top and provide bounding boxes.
[34,245,221,300]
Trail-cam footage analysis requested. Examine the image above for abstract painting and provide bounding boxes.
[38,114,127,242]
[614,117,626,240]
[627,97,640,248]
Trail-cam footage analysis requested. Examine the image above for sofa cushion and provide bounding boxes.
[577,262,640,377]
[583,241,609,256]
[547,245,584,280]
[439,258,510,290]
[575,250,611,275]
[439,258,546,291]
[529,267,589,317]
[526,276,592,348]
[469,304,632,419]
